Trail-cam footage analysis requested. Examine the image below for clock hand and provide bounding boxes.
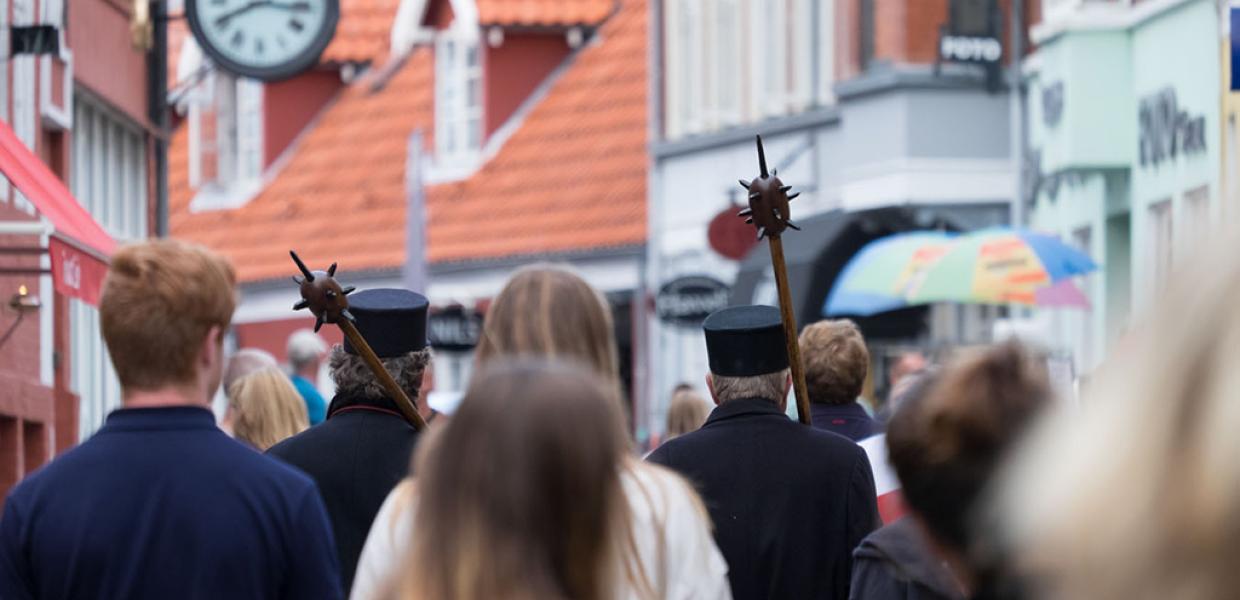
[215,1,310,28]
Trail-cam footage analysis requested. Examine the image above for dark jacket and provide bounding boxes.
[267,394,419,592]
[648,398,880,600]
[811,401,881,442]
[0,406,341,600]
[849,517,964,600]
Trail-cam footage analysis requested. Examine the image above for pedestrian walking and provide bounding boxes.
[287,329,330,425]
[268,288,431,593]
[800,319,881,441]
[849,368,963,600]
[224,367,310,451]
[665,386,710,440]
[995,240,1240,600]
[883,342,1050,600]
[648,305,880,600]
[393,359,662,600]
[352,265,730,600]
[0,240,342,600]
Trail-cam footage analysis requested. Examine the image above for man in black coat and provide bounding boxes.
[648,305,880,600]
[269,288,430,592]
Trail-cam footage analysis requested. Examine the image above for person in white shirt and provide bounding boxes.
[351,265,730,600]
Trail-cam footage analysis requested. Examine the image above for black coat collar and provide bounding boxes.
[325,393,408,419]
[704,397,788,426]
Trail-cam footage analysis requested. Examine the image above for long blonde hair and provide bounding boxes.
[399,360,629,600]
[997,233,1240,600]
[475,264,619,392]
[227,368,309,450]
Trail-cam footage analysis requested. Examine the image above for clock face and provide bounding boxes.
[186,0,339,81]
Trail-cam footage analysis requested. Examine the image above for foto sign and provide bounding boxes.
[657,276,731,326]
[940,35,1002,64]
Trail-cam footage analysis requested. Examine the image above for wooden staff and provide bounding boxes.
[289,250,427,431]
[737,135,812,425]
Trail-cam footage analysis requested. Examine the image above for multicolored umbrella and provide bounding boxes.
[824,228,1098,316]
[907,228,1097,305]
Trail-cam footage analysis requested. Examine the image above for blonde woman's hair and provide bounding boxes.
[665,389,710,439]
[996,232,1240,600]
[475,264,619,392]
[227,368,309,451]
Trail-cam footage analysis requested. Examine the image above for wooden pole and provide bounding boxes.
[339,319,427,432]
[768,235,812,425]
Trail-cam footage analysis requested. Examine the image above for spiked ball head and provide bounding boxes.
[737,135,801,240]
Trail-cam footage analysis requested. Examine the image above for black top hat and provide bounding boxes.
[342,289,430,358]
[703,305,788,377]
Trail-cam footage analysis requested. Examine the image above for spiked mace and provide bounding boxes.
[737,135,811,425]
[289,250,427,431]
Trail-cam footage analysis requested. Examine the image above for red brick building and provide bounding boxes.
[169,0,648,414]
[0,0,161,500]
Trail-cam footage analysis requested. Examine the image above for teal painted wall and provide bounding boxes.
[1028,0,1219,371]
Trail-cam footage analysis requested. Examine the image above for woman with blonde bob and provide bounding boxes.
[353,264,730,600]
[994,234,1240,600]
[224,367,309,451]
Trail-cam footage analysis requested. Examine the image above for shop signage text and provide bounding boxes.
[939,35,1002,64]
[428,306,483,351]
[1139,87,1206,168]
[657,276,731,325]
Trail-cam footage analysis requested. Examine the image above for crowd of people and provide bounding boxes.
[0,236,1235,600]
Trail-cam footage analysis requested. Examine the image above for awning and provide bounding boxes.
[0,119,114,305]
[729,207,942,341]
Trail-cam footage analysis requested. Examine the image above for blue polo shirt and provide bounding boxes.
[0,406,342,600]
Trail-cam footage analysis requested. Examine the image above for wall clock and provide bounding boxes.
[186,0,339,82]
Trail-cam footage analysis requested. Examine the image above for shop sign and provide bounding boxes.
[1138,88,1207,168]
[428,305,483,351]
[938,0,1001,66]
[657,276,731,325]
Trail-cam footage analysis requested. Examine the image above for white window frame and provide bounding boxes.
[69,97,150,438]
[188,72,265,211]
[1147,198,1173,296]
[38,0,71,130]
[434,28,483,166]
[664,0,823,140]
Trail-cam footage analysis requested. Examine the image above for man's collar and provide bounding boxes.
[810,401,871,419]
[704,397,788,426]
[101,406,217,432]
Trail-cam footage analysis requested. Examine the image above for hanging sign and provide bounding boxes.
[657,276,731,325]
[427,305,483,351]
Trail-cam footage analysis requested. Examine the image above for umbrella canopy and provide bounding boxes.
[907,228,1098,305]
[825,228,1098,316]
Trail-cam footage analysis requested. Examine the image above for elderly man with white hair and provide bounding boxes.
[287,329,329,425]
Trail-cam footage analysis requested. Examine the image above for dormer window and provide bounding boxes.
[187,71,264,210]
[434,32,482,163]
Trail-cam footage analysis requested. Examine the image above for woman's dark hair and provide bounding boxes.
[398,359,631,600]
[887,342,1050,552]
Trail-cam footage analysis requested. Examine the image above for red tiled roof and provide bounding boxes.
[321,0,402,63]
[477,0,616,26]
[170,0,646,283]
[427,0,644,263]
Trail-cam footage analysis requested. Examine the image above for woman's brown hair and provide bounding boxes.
[665,389,710,439]
[475,265,619,391]
[399,360,629,600]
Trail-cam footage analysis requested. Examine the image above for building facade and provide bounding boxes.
[168,0,650,422]
[644,0,1033,437]
[1026,0,1222,377]
[0,0,157,499]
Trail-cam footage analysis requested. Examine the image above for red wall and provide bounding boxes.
[484,34,569,136]
[234,317,343,364]
[69,0,152,129]
[263,71,344,167]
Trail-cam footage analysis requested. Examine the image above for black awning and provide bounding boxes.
[729,207,947,341]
